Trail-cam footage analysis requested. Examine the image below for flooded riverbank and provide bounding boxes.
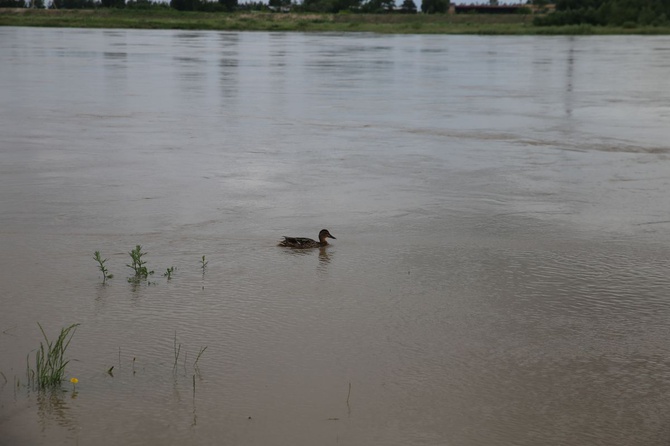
[1,28,670,445]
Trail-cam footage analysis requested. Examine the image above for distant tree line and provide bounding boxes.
[0,0,35,6]
[534,0,670,26]
[0,0,443,14]
[0,0,173,8]
[169,0,236,12]
[293,0,421,13]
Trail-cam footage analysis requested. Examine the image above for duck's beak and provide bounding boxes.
[329,234,336,239]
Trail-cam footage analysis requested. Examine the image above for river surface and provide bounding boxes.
[1,27,670,445]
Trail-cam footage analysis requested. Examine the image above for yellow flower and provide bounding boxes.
[70,378,79,384]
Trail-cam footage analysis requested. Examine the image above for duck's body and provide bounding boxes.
[278,229,336,249]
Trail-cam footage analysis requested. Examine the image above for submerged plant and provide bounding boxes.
[127,245,153,282]
[173,333,207,375]
[164,266,175,280]
[194,346,207,369]
[173,332,182,371]
[32,323,79,389]
[93,251,113,283]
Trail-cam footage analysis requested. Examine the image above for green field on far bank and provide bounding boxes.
[2,8,670,34]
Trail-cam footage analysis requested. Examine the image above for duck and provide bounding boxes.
[278,229,336,249]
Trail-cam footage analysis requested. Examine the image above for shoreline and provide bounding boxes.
[2,8,670,34]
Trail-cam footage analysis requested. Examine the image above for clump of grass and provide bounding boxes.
[32,323,79,390]
[164,266,175,280]
[127,245,153,282]
[93,251,113,283]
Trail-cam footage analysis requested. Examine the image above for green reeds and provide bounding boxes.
[200,255,208,272]
[94,251,113,283]
[32,323,79,389]
[127,245,153,282]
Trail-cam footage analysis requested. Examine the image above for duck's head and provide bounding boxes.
[319,229,336,243]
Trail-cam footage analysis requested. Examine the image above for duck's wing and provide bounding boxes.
[278,236,296,246]
[279,236,317,248]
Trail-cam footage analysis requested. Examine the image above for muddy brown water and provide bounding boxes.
[1,28,670,445]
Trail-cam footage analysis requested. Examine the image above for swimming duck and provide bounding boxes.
[278,229,336,249]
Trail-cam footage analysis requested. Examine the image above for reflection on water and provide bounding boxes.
[317,248,331,269]
[1,28,670,446]
[278,246,333,274]
[36,389,78,434]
